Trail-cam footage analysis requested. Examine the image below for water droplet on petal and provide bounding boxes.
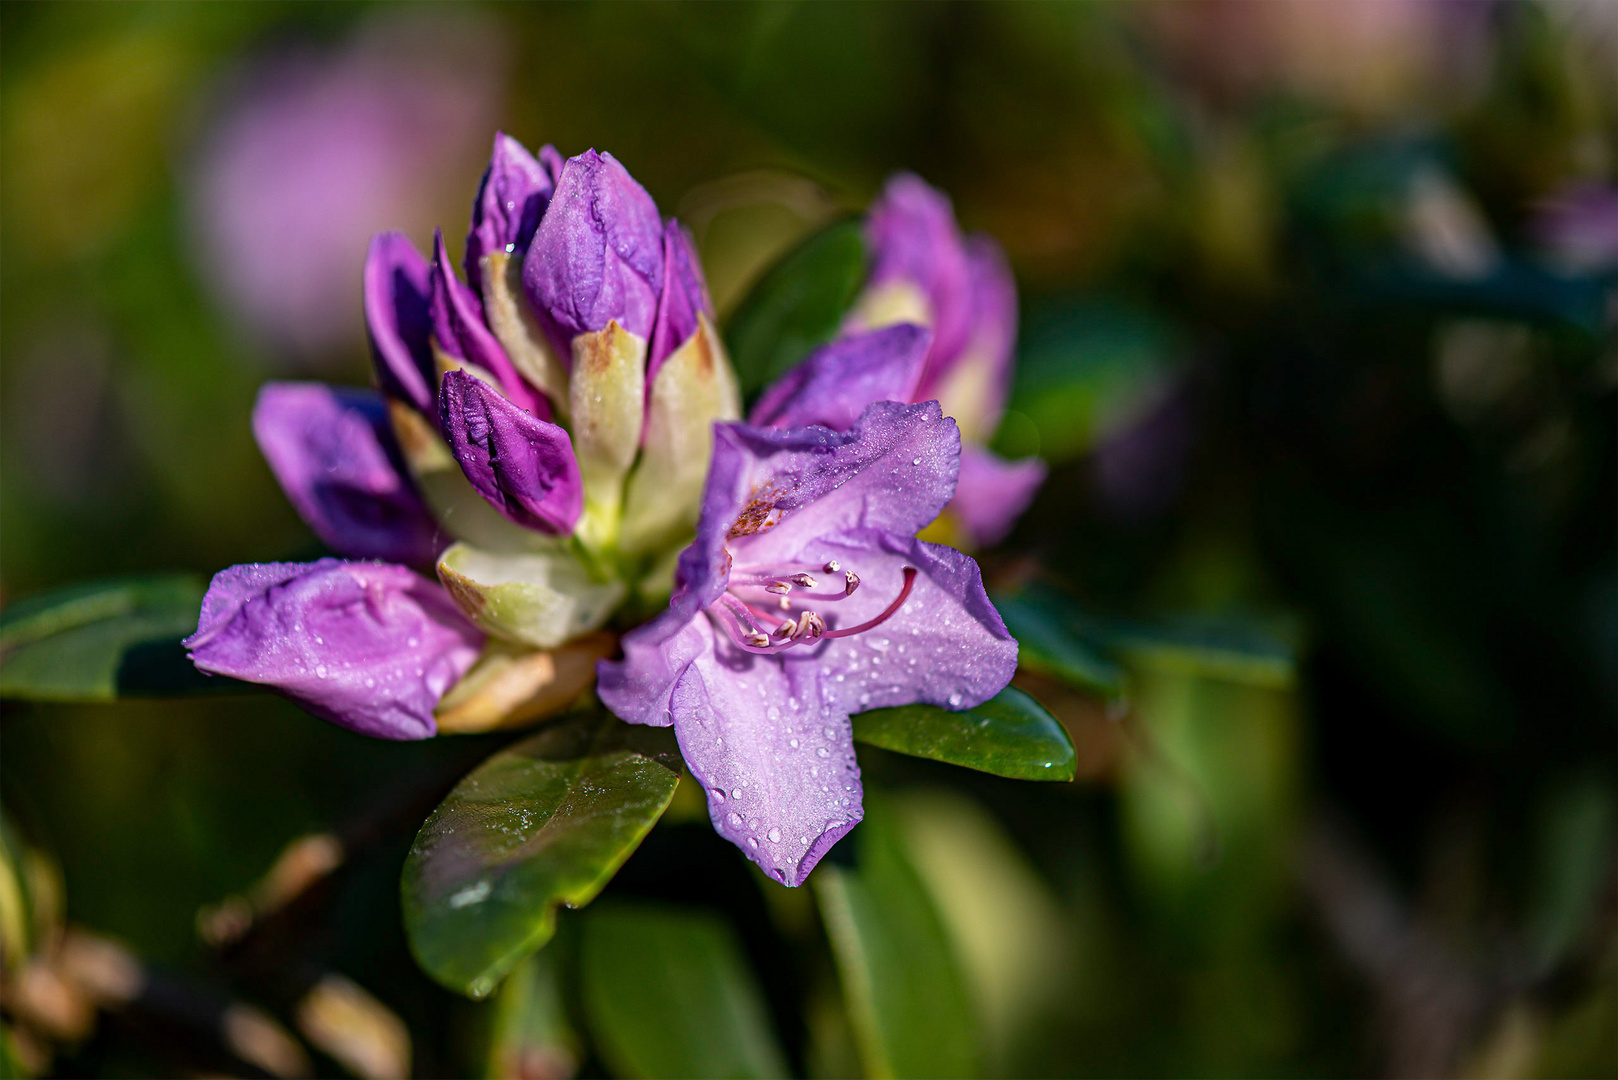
[767,827,782,843]
[711,788,726,802]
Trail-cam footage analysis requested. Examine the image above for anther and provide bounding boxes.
[744,631,771,648]
[778,596,792,610]
[823,560,840,574]
[789,573,818,588]
[798,612,826,640]
[773,618,797,639]
[764,581,792,595]
[844,571,860,596]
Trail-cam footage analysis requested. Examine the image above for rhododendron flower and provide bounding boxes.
[598,399,1018,884]
[843,173,1046,547]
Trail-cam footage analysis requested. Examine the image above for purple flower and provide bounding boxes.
[951,446,1047,549]
[437,370,584,535]
[464,133,559,296]
[252,382,444,566]
[749,324,930,432]
[859,174,975,373]
[648,220,715,385]
[186,559,483,739]
[598,401,1018,885]
[523,150,665,349]
[428,230,548,417]
[363,231,436,415]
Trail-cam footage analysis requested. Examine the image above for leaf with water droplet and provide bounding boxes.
[850,687,1076,781]
[402,709,681,998]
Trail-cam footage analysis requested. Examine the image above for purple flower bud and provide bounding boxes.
[648,219,714,383]
[253,382,444,566]
[428,230,548,417]
[522,150,664,347]
[749,324,931,432]
[464,132,558,295]
[363,231,436,414]
[186,559,482,740]
[862,173,974,375]
[439,369,583,534]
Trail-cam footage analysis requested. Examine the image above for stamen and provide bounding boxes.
[823,560,840,573]
[844,571,860,596]
[822,567,917,639]
[789,573,818,588]
[764,581,792,595]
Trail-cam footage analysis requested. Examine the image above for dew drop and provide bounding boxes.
[767,827,782,843]
[711,788,726,802]
[816,747,830,758]
[748,837,759,848]
[912,457,922,465]
[728,812,743,826]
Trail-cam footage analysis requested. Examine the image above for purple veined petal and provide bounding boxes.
[438,369,583,534]
[670,640,864,886]
[863,172,974,383]
[429,230,548,417]
[693,401,961,579]
[949,445,1046,548]
[363,231,435,414]
[522,149,664,349]
[790,526,1018,714]
[185,559,482,740]
[465,132,556,295]
[922,234,1018,432]
[253,382,445,565]
[597,605,714,727]
[648,218,714,385]
[748,324,932,432]
[539,144,566,187]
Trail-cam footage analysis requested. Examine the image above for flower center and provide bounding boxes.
[707,557,917,654]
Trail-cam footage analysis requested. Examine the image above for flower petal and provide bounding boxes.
[927,235,1017,440]
[522,149,664,346]
[185,559,482,739]
[748,324,931,432]
[465,132,555,295]
[363,232,436,415]
[648,219,714,384]
[670,636,864,886]
[439,369,583,534]
[429,230,548,417]
[252,382,443,565]
[436,541,625,649]
[949,445,1046,547]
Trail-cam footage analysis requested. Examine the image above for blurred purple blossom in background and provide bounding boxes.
[186,12,506,364]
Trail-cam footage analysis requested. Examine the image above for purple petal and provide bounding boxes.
[429,230,548,417]
[921,234,1018,424]
[671,638,863,886]
[950,445,1046,547]
[648,219,714,384]
[748,324,931,432]
[864,173,974,381]
[185,559,482,740]
[253,382,444,565]
[465,132,555,295]
[438,369,583,534]
[522,149,664,347]
[363,231,435,414]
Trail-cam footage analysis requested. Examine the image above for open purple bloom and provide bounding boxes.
[749,324,930,433]
[648,219,715,384]
[952,446,1047,548]
[464,132,558,295]
[363,231,437,415]
[429,230,547,417]
[438,369,583,534]
[186,559,482,739]
[523,150,665,348]
[598,400,1018,884]
[253,382,444,566]
[862,173,975,376]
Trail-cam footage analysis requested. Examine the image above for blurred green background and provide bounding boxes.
[1,1,1614,1077]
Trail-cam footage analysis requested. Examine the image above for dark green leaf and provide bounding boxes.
[483,949,580,1080]
[0,575,233,701]
[580,903,789,1079]
[723,218,868,396]
[813,801,977,1079]
[993,590,1124,697]
[852,687,1076,781]
[401,712,682,999]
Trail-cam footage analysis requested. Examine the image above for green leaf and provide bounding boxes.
[852,687,1076,781]
[723,218,868,397]
[813,801,977,1079]
[483,949,580,1080]
[580,903,789,1080]
[401,711,682,999]
[992,590,1125,697]
[0,575,232,701]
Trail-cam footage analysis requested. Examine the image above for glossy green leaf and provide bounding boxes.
[992,590,1125,698]
[723,218,868,396]
[0,575,233,701]
[483,949,581,1080]
[852,687,1076,781]
[813,801,977,1079]
[580,903,789,1080]
[401,711,682,999]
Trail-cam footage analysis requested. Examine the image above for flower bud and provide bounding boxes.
[522,150,664,346]
[253,383,443,566]
[568,321,646,546]
[436,542,624,649]
[362,232,435,415]
[428,230,546,417]
[438,370,583,535]
[464,133,557,296]
[186,559,482,740]
[647,219,713,383]
[435,633,616,734]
